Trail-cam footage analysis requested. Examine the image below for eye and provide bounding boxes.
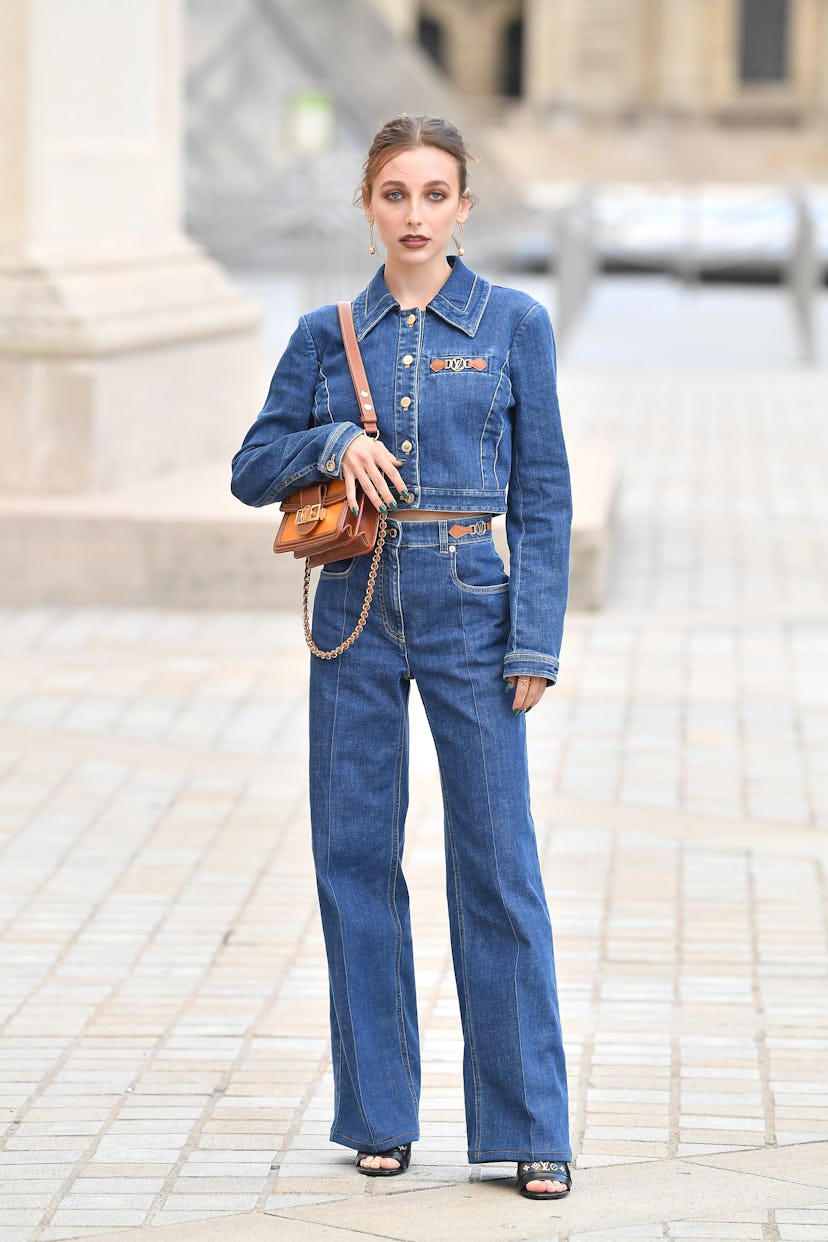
[384,190,404,201]
[428,191,446,201]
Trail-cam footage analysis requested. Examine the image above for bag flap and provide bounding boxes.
[279,478,348,514]
[280,483,323,515]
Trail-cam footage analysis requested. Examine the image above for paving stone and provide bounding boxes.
[157,1194,259,1211]
[47,1211,148,1227]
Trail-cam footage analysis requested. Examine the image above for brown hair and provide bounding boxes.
[360,114,475,202]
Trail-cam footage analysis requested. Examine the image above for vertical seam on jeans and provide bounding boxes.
[507,448,526,657]
[418,676,483,1153]
[323,581,375,1146]
[379,552,407,648]
[457,588,534,1156]
[389,686,419,1114]
[442,791,482,1151]
[331,1032,343,1135]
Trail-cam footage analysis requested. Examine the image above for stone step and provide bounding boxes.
[0,439,616,611]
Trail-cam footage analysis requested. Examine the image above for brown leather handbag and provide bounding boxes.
[273,301,387,660]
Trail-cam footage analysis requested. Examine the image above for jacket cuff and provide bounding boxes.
[318,423,364,477]
[503,651,560,685]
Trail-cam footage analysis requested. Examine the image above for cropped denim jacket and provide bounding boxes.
[231,257,572,683]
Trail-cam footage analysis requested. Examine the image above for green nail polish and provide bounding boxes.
[379,504,388,514]
[351,505,359,516]
[389,500,399,510]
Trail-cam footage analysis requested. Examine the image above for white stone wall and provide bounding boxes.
[0,0,260,495]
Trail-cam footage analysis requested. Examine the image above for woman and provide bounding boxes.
[231,115,572,1201]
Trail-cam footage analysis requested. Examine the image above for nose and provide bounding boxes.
[406,199,422,226]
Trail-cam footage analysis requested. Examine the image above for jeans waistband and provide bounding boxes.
[385,517,494,550]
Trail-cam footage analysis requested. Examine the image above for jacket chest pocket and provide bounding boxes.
[419,352,506,485]
[422,351,501,414]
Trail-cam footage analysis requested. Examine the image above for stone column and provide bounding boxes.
[655,0,709,114]
[524,0,580,113]
[701,0,734,115]
[365,0,417,38]
[0,0,259,494]
[792,0,826,109]
[421,0,519,98]
[819,0,828,113]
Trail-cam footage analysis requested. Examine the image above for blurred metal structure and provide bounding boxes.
[555,185,598,346]
[789,189,820,365]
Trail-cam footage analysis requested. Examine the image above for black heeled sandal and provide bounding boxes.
[355,1142,412,1177]
[517,1159,571,1200]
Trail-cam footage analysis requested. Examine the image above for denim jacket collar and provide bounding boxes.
[353,256,491,340]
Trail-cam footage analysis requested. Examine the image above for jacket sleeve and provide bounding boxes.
[503,303,572,684]
[230,315,364,507]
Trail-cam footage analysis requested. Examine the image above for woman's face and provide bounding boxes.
[364,144,469,268]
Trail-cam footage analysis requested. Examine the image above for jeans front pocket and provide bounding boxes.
[449,539,509,594]
[320,557,357,579]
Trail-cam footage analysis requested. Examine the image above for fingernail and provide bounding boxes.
[389,500,399,510]
[503,683,512,693]
[351,505,359,516]
[512,708,523,716]
[379,504,388,514]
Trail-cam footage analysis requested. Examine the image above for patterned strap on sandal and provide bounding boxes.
[517,1159,571,1196]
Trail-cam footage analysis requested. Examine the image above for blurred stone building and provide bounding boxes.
[382,0,828,180]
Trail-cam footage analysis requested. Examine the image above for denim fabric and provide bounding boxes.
[309,519,571,1163]
[231,258,572,683]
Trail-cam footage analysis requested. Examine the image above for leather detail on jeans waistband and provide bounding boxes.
[448,521,492,539]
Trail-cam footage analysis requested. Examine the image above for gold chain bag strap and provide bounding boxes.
[273,301,387,659]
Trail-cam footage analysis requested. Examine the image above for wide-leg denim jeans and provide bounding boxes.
[308,518,571,1163]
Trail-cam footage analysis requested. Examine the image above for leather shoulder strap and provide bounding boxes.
[337,301,378,438]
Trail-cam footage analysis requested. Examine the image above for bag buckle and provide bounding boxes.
[296,502,326,525]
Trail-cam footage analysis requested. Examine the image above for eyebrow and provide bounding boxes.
[379,179,452,190]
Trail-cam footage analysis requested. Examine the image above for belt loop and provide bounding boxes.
[438,521,450,552]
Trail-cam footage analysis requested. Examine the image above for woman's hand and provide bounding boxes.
[506,675,547,713]
[342,434,412,513]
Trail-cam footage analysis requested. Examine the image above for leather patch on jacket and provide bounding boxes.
[430,356,488,373]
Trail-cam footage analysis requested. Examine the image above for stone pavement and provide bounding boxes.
[1,279,828,1240]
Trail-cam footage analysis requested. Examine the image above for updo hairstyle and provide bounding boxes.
[359,114,475,203]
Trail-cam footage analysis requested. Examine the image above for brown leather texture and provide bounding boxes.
[274,480,379,568]
[447,521,492,539]
[337,301,378,437]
